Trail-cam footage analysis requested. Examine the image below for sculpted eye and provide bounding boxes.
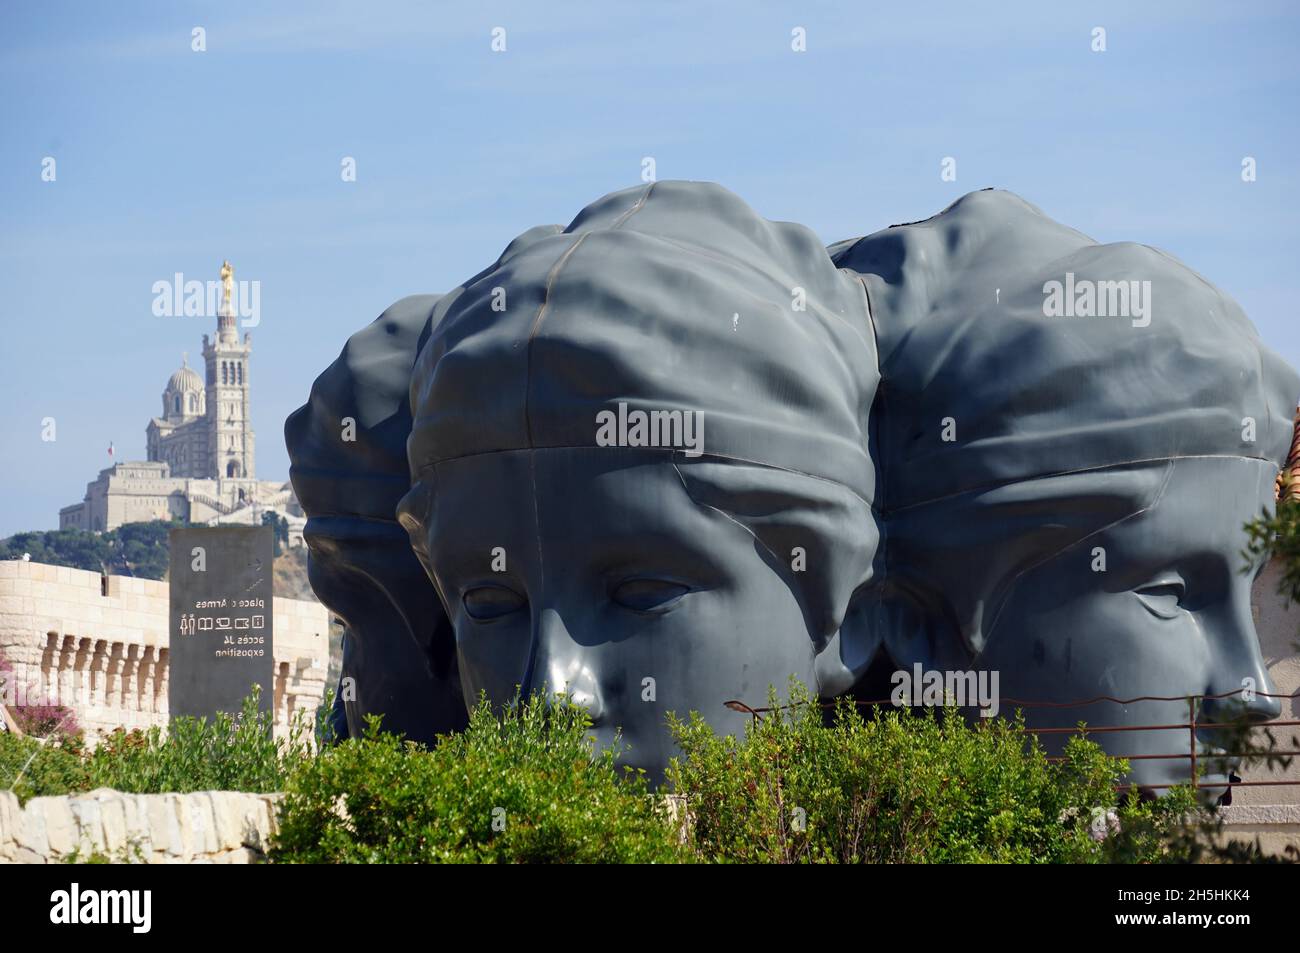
[1135,581,1185,620]
[462,585,526,621]
[611,578,691,613]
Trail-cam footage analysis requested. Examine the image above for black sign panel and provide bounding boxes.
[168,526,274,721]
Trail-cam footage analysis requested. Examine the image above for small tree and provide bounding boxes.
[261,512,289,557]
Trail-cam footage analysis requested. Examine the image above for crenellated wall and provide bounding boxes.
[0,560,329,743]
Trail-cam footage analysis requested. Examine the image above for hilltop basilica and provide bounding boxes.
[59,264,303,540]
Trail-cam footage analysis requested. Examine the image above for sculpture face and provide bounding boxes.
[304,522,467,745]
[971,457,1281,793]
[415,448,820,781]
[290,183,1299,796]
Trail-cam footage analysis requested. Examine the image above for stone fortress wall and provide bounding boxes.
[0,559,329,743]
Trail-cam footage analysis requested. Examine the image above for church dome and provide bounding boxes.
[161,356,205,420]
[167,361,203,393]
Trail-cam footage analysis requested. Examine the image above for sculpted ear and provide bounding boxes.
[673,459,881,693]
[887,464,1168,657]
[396,474,438,583]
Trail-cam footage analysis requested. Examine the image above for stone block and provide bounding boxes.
[150,793,184,857]
[209,791,243,850]
[15,796,49,858]
[98,791,130,855]
[32,797,79,858]
[168,792,192,859]
[0,791,20,860]
[66,793,106,855]
[186,792,219,855]
[121,793,152,853]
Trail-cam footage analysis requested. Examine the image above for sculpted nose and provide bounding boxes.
[1203,592,1282,725]
[526,608,604,722]
[1201,671,1282,726]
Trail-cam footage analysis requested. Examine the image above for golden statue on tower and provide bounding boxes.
[220,259,234,316]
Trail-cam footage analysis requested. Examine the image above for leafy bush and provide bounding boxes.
[0,690,317,804]
[0,732,89,805]
[85,689,312,795]
[666,681,1196,864]
[271,695,687,863]
[5,679,1276,864]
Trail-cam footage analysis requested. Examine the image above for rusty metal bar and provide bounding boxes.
[724,688,1300,792]
[1046,751,1300,762]
[728,687,1298,717]
[1136,780,1300,790]
[1018,719,1300,734]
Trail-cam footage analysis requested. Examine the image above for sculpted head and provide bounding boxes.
[293,183,1299,795]
[286,294,467,745]
[835,189,1300,792]
[396,182,882,779]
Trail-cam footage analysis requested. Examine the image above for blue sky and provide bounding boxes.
[1,1,1297,537]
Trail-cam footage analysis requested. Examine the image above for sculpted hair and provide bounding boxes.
[398,181,884,676]
[834,189,1300,658]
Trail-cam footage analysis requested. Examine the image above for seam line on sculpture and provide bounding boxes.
[523,234,590,447]
[857,272,888,577]
[521,185,650,448]
[669,459,787,570]
[882,453,1279,516]
[471,180,651,693]
[856,275,882,380]
[520,448,546,694]
[412,445,877,511]
[610,182,654,229]
[980,462,1176,648]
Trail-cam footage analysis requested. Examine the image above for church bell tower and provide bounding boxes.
[202,260,255,481]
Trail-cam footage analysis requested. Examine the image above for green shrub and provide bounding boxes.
[271,695,688,863]
[2,681,1243,864]
[1,689,318,806]
[0,732,90,804]
[666,680,1195,864]
[85,688,312,795]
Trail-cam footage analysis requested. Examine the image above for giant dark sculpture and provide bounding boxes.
[285,295,467,744]
[288,182,1298,789]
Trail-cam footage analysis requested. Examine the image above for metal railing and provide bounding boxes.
[723,689,1300,794]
